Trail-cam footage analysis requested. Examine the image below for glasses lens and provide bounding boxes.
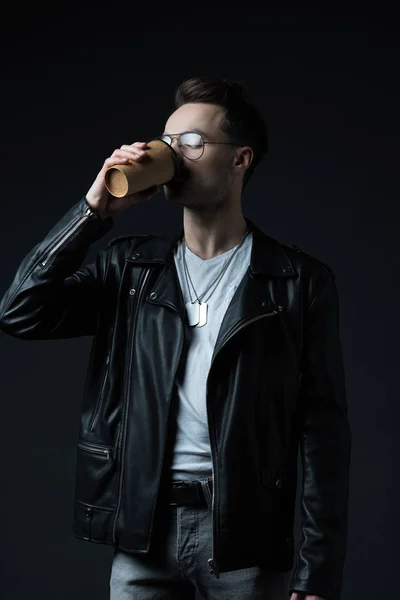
[179,132,203,159]
[160,135,172,145]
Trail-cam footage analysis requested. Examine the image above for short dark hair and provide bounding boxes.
[174,75,268,190]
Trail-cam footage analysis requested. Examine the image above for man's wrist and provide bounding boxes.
[83,197,110,220]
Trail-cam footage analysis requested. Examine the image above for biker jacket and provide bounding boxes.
[0,197,351,600]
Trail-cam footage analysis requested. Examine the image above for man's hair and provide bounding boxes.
[174,75,268,190]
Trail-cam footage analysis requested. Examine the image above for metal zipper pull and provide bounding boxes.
[207,557,220,578]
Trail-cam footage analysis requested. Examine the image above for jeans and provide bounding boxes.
[110,488,293,599]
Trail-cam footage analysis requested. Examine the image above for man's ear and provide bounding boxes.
[234,146,254,171]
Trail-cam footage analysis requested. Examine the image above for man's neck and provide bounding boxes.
[181,206,248,261]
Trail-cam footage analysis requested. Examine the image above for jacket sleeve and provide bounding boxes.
[289,269,352,600]
[0,197,115,339]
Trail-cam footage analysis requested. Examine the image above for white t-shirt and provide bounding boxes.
[170,231,253,480]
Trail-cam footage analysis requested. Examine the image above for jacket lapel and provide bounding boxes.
[126,218,298,346]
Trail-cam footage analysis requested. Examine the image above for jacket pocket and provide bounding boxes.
[75,440,117,507]
[261,467,288,491]
[77,440,113,460]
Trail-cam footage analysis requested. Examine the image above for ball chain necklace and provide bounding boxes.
[182,228,251,327]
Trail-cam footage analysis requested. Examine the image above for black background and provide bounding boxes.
[0,4,398,599]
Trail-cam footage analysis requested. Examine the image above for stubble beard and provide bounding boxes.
[165,166,232,212]
[165,183,230,214]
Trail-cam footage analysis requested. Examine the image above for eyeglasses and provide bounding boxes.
[157,131,243,161]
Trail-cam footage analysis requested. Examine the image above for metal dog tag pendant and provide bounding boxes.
[185,300,200,326]
[197,302,208,327]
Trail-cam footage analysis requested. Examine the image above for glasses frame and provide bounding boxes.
[155,131,243,161]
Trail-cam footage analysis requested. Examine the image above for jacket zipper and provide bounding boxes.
[213,308,281,363]
[148,318,185,542]
[148,264,186,543]
[39,206,94,267]
[78,440,112,460]
[206,306,280,578]
[88,351,111,432]
[112,268,151,544]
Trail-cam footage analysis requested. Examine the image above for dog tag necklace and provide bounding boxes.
[182,229,250,327]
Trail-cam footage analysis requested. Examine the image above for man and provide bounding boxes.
[0,76,351,600]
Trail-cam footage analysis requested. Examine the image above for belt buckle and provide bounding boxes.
[169,480,191,506]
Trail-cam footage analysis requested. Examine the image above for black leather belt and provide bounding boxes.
[166,479,213,508]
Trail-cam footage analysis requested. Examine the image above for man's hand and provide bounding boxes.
[290,593,328,600]
[85,142,160,217]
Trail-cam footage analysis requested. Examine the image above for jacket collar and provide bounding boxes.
[128,217,297,279]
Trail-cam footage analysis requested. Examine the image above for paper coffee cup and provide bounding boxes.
[104,139,179,198]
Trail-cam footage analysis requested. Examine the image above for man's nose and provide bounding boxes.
[170,137,181,153]
[171,139,184,162]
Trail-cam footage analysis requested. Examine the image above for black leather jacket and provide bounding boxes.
[0,198,351,600]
